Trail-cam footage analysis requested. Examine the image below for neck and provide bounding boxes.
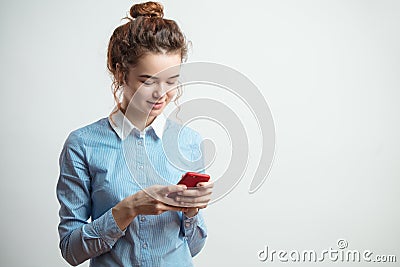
[120,105,155,131]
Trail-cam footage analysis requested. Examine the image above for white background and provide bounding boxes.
[1,0,399,266]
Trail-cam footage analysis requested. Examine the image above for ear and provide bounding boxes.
[115,63,128,87]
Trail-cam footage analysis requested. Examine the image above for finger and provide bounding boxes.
[178,202,210,208]
[158,195,187,207]
[157,202,189,212]
[160,184,187,196]
[175,194,211,205]
[143,187,185,206]
[164,204,189,213]
[177,197,211,208]
[177,187,212,197]
[197,181,214,188]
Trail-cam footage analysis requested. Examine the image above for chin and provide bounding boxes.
[149,109,163,117]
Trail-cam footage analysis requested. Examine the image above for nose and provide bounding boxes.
[152,83,165,100]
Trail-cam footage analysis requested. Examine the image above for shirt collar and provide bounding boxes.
[108,108,166,140]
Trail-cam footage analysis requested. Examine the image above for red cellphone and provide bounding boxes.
[177,172,210,187]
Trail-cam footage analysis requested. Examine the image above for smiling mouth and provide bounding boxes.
[147,101,165,110]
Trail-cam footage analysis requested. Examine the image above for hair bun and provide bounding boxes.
[130,1,164,19]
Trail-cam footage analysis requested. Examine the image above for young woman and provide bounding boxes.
[56,2,213,266]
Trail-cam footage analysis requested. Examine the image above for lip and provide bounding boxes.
[147,101,165,110]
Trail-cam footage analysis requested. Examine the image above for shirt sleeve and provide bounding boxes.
[181,130,208,256]
[181,210,208,257]
[56,131,125,266]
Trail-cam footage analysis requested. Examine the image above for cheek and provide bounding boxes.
[166,89,177,102]
[122,89,134,101]
[124,85,149,102]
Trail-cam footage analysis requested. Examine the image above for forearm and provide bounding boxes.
[112,194,138,231]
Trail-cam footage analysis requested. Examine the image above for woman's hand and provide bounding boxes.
[112,184,188,230]
[175,182,214,217]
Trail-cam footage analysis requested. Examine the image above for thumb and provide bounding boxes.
[161,184,187,195]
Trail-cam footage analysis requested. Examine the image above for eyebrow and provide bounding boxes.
[138,74,180,80]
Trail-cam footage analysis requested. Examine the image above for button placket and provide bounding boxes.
[136,134,146,175]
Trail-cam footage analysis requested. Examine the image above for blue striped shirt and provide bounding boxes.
[57,109,207,266]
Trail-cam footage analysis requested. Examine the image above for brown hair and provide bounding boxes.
[107,1,188,120]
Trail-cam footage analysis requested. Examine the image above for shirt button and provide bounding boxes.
[138,140,143,145]
[139,165,143,169]
[140,216,146,222]
[142,243,147,248]
[185,222,191,228]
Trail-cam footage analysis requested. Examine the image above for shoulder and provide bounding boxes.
[63,117,111,148]
[165,118,203,146]
[163,118,205,169]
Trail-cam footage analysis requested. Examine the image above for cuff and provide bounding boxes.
[92,208,126,246]
[182,211,200,237]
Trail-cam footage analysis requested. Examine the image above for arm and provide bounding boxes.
[57,132,187,265]
[181,210,208,257]
[180,130,211,256]
[56,132,125,266]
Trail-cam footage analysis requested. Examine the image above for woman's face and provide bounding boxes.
[122,52,182,119]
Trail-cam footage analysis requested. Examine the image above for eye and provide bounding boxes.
[141,80,155,86]
[166,80,178,85]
